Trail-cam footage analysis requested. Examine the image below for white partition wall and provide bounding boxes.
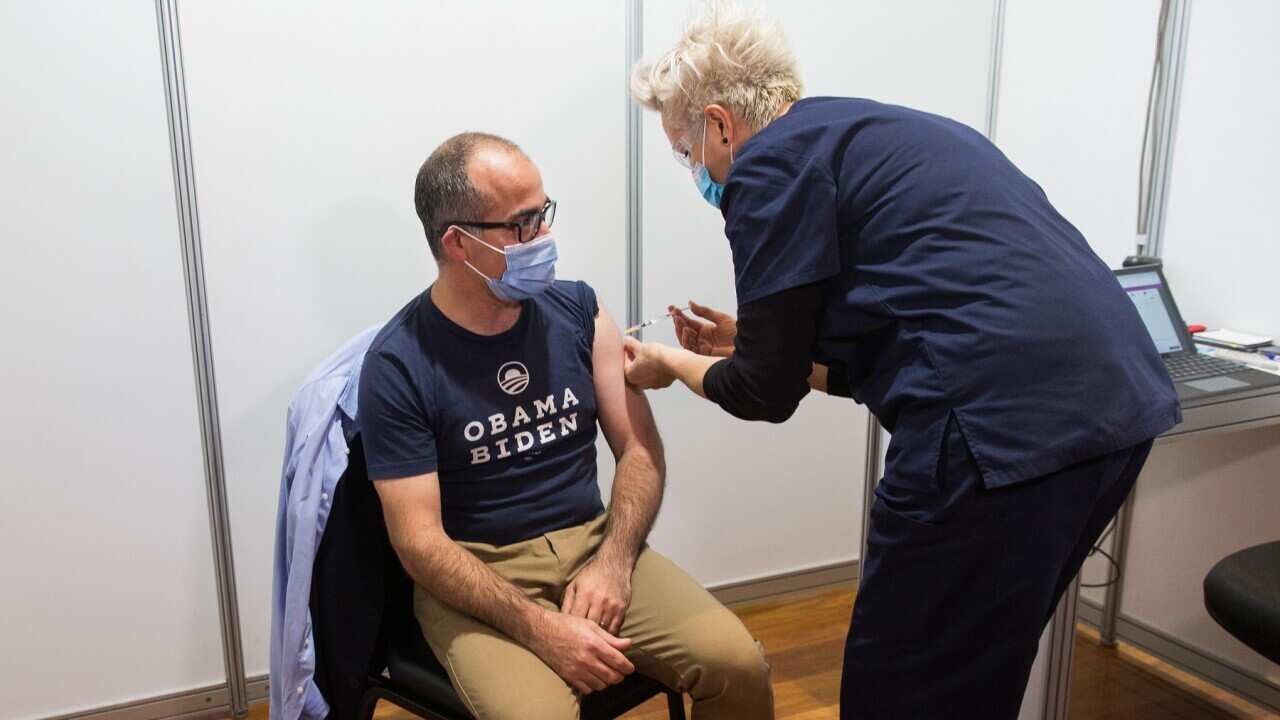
[1160,0,1280,339]
[177,0,629,677]
[0,3,226,718]
[12,2,1278,719]
[1110,0,1280,692]
[638,0,994,587]
[995,0,1163,268]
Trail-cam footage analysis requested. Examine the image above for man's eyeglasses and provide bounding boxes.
[673,147,693,170]
[448,198,556,245]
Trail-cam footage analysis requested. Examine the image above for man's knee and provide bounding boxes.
[687,615,771,693]
[720,636,771,689]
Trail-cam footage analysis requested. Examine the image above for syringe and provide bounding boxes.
[623,306,690,336]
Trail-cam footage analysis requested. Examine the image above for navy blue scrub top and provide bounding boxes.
[720,97,1181,488]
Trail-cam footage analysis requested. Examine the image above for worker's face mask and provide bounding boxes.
[693,165,723,208]
[455,227,557,302]
[692,116,732,209]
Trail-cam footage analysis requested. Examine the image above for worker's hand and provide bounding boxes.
[528,610,634,695]
[622,337,676,390]
[562,557,633,635]
[671,300,736,357]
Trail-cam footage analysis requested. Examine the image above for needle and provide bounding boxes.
[623,306,690,335]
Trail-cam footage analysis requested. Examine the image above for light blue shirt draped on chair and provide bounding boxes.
[270,326,381,720]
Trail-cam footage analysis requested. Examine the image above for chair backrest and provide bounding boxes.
[310,434,401,715]
[324,435,436,665]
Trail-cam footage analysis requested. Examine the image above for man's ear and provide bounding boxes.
[440,226,467,263]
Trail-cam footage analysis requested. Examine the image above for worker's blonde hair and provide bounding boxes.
[631,1,802,139]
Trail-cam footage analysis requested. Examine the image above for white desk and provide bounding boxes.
[856,381,1280,720]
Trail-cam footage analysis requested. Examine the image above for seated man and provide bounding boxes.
[359,131,773,720]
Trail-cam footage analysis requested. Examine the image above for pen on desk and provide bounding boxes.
[623,306,690,336]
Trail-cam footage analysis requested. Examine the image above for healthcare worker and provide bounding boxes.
[621,3,1181,718]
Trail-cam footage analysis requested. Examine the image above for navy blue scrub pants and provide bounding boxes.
[841,414,1154,719]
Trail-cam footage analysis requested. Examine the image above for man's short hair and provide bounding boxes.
[414,132,523,260]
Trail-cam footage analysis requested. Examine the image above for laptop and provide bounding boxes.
[1115,264,1280,401]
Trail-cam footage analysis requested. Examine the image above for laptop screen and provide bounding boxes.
[1117,270,1184,355]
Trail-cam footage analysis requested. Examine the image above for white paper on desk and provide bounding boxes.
[1198,329,1273,348]
[1198,346,1280,375]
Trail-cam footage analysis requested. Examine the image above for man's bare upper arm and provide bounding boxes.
[372,471,445,550]
[592,304,663,464]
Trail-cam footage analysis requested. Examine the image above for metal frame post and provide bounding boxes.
[154,2,248,716]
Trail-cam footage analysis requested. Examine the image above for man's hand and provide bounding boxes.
[622,337,677,390]
[562,558,633,635]
[527,610,635,695]
[671,300,737,357]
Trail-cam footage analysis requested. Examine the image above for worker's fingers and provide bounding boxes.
[675,305,714,332]
[621,336,640,359]
[681,326,698,351]
[689,300,731,324]
[671,307,690,338]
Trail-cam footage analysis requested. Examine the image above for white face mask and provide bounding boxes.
[454,226,558,302]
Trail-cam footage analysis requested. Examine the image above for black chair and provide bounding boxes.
[310,433,686,720]
[1203,540,1280,664]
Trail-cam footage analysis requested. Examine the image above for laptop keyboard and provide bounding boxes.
[1163,353,1242,381]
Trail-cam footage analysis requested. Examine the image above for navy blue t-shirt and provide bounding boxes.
[358,280,604,546]
[721,97,1181,487]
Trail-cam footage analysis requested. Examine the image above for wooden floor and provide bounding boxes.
[257,585,1277,720]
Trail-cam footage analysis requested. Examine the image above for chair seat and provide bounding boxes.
[384,623,676,720]
[1204,540,1280,664]
[385,627,472,719]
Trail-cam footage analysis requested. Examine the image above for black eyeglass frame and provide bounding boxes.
[445,198,556,245]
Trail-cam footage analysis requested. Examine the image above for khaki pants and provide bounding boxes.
[414,514,774,720]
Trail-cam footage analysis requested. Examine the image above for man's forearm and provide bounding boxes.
[595,447,664,571]
[396,530,547,646]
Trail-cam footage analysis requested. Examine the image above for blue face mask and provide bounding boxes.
[457,228,558,302]
[690,116,732,208]
[694,165,724,208]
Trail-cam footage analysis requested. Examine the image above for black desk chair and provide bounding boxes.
[1203,540,1280,664]
[311,434,686,720]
